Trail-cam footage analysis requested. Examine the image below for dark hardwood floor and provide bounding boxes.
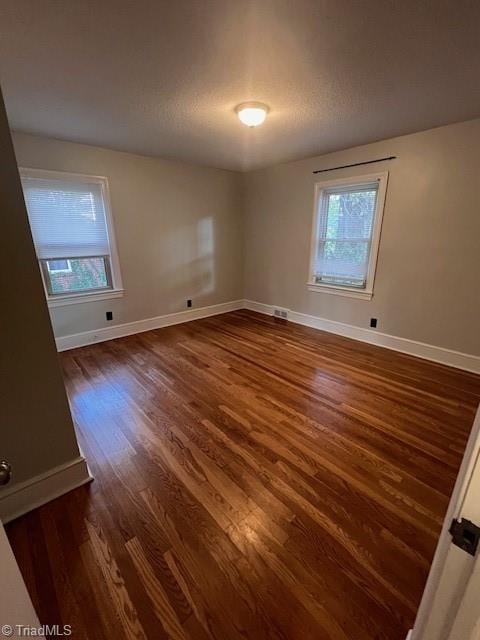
[7,310,480,640]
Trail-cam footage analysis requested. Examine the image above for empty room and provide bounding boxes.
[1,1,480,639]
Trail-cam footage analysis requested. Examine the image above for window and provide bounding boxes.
[20,168,123,306]
[308,172,388,299]
[47,259,72,274]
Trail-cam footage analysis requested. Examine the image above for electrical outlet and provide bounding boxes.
[106,311,113,321]
[187,299,192,308]
[370,318,377,328]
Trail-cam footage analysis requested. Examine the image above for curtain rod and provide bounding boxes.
[312,156,396,174]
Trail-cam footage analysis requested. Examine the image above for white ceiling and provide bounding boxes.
[1,0,480,172]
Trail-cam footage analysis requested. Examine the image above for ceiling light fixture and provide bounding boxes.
[235,102,269,127]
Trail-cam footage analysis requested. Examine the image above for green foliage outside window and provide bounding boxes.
[47,257,109,294]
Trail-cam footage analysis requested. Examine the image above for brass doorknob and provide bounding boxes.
[0,461,12,486]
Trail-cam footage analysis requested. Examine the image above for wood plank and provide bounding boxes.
[6,310,480,640]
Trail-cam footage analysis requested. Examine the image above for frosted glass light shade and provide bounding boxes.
[235,102,269,127]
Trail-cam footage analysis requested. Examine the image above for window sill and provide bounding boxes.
[307,283,373,300]
[47,288,124,308]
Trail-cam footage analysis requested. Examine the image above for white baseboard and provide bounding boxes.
[55,297,479,373]
[0,456,92,523]
[56,300,244,351]
[243,300,480,374]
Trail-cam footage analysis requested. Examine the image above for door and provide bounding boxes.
[411,405,480,640]
[448,548,480,640]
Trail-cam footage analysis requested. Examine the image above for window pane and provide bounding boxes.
[44,257,111,295]
[325,190,377,240]
[316,240,370,287]
[315,185,378,287]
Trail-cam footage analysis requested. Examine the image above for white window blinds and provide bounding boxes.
[21,176,110,259]
[314,183,378,288]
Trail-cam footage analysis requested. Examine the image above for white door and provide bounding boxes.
[0,462,40,638]
[448,548,480,640]
[412,405,480,640]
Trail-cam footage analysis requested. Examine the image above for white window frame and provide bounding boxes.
[20,167,124,307]
[307,171,388,300]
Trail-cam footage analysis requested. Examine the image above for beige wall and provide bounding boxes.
[243,119,480,355]
[12,132,244,338]
[10,119,480,356]
[0,92,81,488]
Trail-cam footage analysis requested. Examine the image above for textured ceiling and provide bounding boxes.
[1,0,480,171]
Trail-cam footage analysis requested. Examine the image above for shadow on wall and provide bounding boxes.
[157,216,216,310]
